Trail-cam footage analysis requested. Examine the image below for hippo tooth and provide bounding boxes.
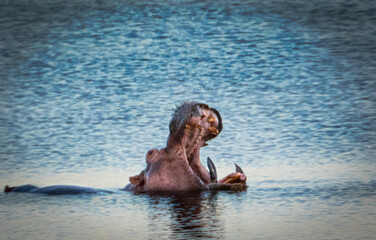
[234,163,244,174]
[207,157,218,183]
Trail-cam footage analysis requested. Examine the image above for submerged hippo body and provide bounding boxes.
[124,101,247,192]
[4,184,112,195]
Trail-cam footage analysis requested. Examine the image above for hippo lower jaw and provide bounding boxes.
[206,158,247,191]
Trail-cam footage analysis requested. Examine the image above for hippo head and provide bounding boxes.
[125,101,246,192]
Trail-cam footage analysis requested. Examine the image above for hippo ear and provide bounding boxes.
[4,185,15,192]
[207,157,218,183]
[129,171,145,186]
[129,176,141,186]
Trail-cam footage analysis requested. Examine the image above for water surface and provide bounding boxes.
[1,0,376,239]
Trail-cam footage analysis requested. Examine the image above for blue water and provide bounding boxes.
[1,0,376,239]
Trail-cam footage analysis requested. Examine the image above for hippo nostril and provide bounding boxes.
[148,150,154,156]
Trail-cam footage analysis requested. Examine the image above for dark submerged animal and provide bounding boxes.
[4,102,246,195]
[4,184,112,195]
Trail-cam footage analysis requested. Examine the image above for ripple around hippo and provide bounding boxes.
[4,102,247,195]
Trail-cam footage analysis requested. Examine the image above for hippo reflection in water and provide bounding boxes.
[4,102,246,195]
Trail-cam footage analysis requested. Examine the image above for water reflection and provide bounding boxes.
[145,191,225,239]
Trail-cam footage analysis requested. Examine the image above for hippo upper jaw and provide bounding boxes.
[170,103,223,184]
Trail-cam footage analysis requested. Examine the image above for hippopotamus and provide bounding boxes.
[4,101,246,195]
[124,101,247,192]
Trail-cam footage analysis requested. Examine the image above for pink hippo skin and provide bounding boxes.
[124,101,247,192]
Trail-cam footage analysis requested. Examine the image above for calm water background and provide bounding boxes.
[1,0,376,239]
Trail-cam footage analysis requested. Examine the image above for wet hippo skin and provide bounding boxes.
[4,102,246,195]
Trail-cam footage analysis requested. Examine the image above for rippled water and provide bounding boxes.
[1,0,376,239]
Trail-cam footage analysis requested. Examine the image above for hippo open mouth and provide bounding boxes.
[125,101,247,192]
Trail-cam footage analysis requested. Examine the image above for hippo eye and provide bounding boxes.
[148,150,154,156]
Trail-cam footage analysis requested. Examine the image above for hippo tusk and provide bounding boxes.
[207,157,218,183]
[234,163,244,174]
